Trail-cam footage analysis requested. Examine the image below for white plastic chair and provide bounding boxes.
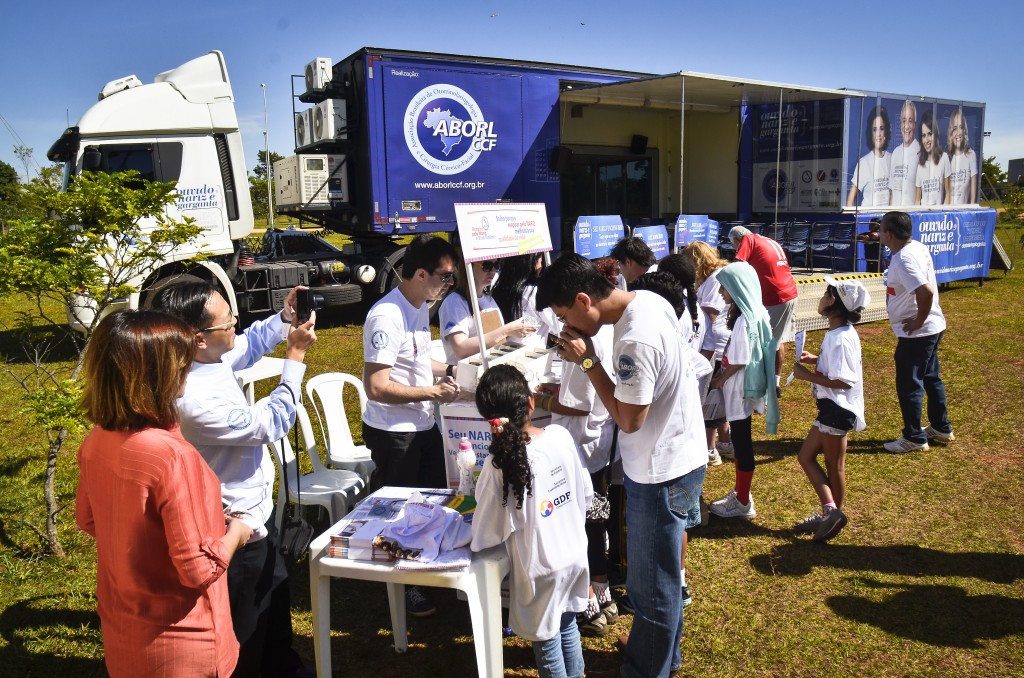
[267,404,366,534]
[305,372,376,483]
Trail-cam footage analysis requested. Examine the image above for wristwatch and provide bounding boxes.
[445,364,455,378]
[581,356,600,373]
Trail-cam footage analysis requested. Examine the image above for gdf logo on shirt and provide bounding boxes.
[404,84,497,176]
[539,500,554,518]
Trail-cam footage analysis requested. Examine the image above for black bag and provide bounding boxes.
[279,426,314,562]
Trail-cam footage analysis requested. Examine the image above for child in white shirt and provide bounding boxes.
[792,278,869,542]
[471,364,592,678]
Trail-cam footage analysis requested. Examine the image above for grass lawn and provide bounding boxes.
[0,263,1021,676]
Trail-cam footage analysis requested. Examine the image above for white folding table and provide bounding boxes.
[308,488,510,677]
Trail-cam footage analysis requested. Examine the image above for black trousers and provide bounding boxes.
[227,515,303,678]
[363,423,447,489]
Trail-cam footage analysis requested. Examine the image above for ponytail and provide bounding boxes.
[475,365,534,509]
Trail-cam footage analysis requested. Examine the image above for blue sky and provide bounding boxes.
[1,0,1020,182]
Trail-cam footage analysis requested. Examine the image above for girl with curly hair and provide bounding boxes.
[471,364,593,678]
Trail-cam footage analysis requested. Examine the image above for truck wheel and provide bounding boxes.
[140,273,207,310]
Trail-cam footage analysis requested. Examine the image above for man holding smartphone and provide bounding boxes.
[153,281,316,678]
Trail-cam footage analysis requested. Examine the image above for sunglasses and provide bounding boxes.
[478,261,501,273]
[434,269,457,284]
[200,315,238,333]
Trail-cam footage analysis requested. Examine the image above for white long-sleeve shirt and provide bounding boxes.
[177,313,306,541]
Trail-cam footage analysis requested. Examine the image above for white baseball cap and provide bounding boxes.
[822,276,870,312]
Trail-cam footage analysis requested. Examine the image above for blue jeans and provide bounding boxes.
[622,466,704,678]
[532,611,584,678]
[894,331,951,444]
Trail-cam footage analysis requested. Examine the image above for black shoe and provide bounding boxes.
[616,591,635,615]
[776,386,783,399]
[405,585,437,617]
[681,584,693,608]
[600,599,620,625]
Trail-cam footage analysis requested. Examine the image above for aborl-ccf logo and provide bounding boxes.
[404,84,498,176]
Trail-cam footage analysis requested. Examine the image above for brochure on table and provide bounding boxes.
[454,203,553,369]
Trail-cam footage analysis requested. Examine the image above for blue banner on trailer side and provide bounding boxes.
[633,225,670,260]
[855,209,996,283]
[574,215,625,259]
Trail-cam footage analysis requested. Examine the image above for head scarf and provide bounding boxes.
[716,261,780,435]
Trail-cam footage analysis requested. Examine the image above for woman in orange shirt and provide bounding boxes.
[76,310,252,677]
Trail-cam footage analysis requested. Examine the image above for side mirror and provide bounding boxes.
[82,147,103,172]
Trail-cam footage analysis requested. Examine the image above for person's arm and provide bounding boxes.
[444,321,534,360]
[157,444,252,590]
[902,284,934,334]
[793,363,851,389]
[557,328,649,433]
[364,362,458,404]
[943,175,951,204]
[846,183,860,207]
[915,186,923,205]
[708,362,743,390]
[969,175,977,204]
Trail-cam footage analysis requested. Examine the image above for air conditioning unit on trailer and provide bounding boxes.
[294,110,313,148]
[313,99,347,143]
[274,155,331,207]
[304,57,332,93]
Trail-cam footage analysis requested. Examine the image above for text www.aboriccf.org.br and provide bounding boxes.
[413,181,486,189]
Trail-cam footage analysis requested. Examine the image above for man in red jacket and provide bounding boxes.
[729,226,798,398]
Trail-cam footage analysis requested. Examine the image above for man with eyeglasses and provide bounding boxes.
[537,253,706,678]
[153,281,317,678]
[361,234,461,617]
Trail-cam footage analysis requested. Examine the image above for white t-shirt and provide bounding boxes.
[812,324,866,432]
[438,292,503,364]
[947,149,977,205]
[697,269,730,357]
[521,284,560,342]
[916,154,950,206]
[885,240,946,338]
[720,315,765,421]
[470,425,592,641]
[681,289,705,352]
[553,324,615,473]
[853,151,892,207]
[361,287,435,432]
[890,140,920,206]
[612,291,707,484]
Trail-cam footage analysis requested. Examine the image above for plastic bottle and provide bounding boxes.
[457,435,477,496]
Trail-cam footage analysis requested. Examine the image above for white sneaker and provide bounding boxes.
[883,437,929,454]
[709,489,756,519]
[716,440,735,461]
[924,426,955,443]
[708,448,723,466]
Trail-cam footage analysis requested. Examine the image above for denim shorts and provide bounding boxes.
[814,398,857,435]
[667,464,707,529]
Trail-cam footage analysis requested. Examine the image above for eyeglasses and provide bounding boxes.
[434,269,457,284]
[200,315,238,333]
[478,261,501,273]
[555,298,577,325]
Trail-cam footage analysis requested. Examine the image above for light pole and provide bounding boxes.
[260,83,274,227]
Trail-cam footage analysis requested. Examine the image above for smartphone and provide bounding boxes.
[546,332,559,350]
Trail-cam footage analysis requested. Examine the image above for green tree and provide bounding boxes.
[981,156,1008,200]
[0,171,202,557]
[0,159,18,198]
[253,150,285,180]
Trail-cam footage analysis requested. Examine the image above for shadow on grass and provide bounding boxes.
[0,596,104,676]
[827,580,1024,648]
[749,541,1024,583]
[0,322,81,365]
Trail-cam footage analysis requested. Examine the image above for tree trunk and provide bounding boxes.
[45,428,67,558]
